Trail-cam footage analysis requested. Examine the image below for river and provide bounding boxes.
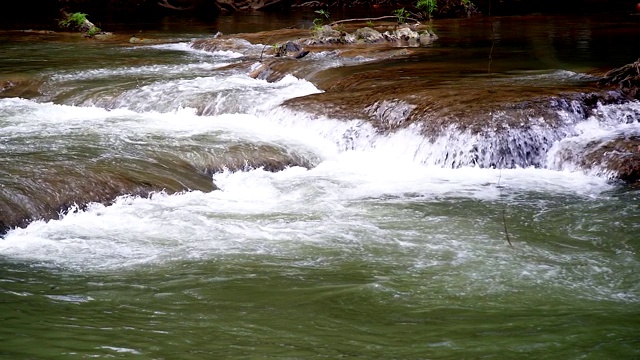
[0,11,639,359]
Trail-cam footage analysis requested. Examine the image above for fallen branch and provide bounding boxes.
[157,0,194,10]
[328,16,421,27]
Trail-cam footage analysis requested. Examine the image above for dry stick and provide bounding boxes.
[328,16,421,26]
[502,209,514,248]
[496,159,513,248]
[260,31,280,62]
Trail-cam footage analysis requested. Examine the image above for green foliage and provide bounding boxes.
[59,12,88,29]
[312,9,331,30]
[312,17,324,29]
[392,8,410,24]
[413,0,477,19]
[366,21,375,27]
[312,9,331,31]
[86,26,101,37]
[315,9,330,20]
[460,0,477,17]
[416,0,437,19]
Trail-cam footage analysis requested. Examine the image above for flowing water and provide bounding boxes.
[1,13,639,359]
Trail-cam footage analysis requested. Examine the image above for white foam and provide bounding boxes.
[50,62,232,81]
[136,41,245,58]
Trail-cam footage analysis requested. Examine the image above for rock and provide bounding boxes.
[129,36,164,44]
[191,37,254,53]
[598,59,640,100]
[21,29,56,34]
[354,27,384,43]
[294,50,310,59]
[582,136,640,183]
[419,31,437,46]
[275,41,302,57]
[93,32,114,40]
[364,99,417,131]
[273,41,310,59]
[304,25,344,45]
[247,62,273,80]
[316,25,341,39]
[394,24,419,41]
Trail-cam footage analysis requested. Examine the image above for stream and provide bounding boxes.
[0,12,639,359]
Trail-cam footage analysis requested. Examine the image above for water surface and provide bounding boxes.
[1,13,639,359]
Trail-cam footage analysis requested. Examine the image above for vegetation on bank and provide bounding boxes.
[58,11,102,37]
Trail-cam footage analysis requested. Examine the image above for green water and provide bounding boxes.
[2,192,639,359]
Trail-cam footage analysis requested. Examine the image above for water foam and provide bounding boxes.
[0,59,634,300]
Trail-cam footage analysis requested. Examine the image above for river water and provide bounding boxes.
[1,12,639,359]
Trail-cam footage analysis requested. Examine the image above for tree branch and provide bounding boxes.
[328,16,421,27]
[157,0,194,10]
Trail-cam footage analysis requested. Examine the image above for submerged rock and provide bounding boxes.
[129,36,169,44]
[0,143,318,236]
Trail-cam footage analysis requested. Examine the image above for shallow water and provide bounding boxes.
[1,13,639,359]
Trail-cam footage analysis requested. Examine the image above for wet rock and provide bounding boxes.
[354,27,384,43]
[247,62,273,80]
[129,36,167,44]
[364,99,417,131]
[0,80,17,93]
[294,50,310,59]
[419,30,438,46]
[304,25,345,45]
[0,76,42,98]
[277,41,302,55]
[598,58,640,100]
[316,25,341,39]
[93,32,114,40]
[394,24,419,41]
[191,37,255,53]
[275,41,308,58]
[0,142,320,236]
[20,29,56,34]
[201,144,318,175]
[582,136,640,182]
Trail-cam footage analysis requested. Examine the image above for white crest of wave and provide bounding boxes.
[101,73,321,114]
[546,101,640,174]
[134,41,247,59]
[0,155,611,272]
[50,62,233,81]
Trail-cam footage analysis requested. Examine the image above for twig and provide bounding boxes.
[487,0,512,248]
[157,0,194,10]
[259,26,295,62]
[502,209,514,248]
[328,16,421,27]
